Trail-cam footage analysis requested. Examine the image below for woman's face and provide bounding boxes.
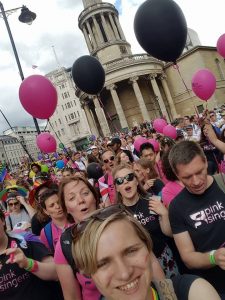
[56,171,63,182]
[133,164,148,182]
[44,194,65,221]
[64,180,96,222]
[8,198,21,214]
[62,170,72,179]
[115,168,138,201]
[92,220,152,300]
[120,152,129,163]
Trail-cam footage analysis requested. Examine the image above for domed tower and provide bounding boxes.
[79,0,132,64]
[76,0,178,136]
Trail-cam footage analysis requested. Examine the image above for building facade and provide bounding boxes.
[3,126,46,161]
[0,135,24,172]
[46,67,91,150]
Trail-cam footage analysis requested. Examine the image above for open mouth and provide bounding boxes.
[80,207,88,213]
[117,277,139,294]
[125,186,132,192]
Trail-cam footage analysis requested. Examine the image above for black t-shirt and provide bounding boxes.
[147,179,164,195]
[0,236,62,300]
[169,179,225,294]
[125,196,167,257]
[31,213,50,236]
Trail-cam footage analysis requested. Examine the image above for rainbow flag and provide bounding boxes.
[0,163,7,183]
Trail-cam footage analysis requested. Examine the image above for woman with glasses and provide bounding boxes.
[5,192,36,232]
[98,150,116,205]
[72,205,220,300]
[113,163,178,278]
[54,177,101,300]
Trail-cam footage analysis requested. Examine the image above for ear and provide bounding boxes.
[146,168,150,174]
[43,208,49,216]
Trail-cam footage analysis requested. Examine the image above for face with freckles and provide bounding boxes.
[63,180,97,222]
[92,220,152,300]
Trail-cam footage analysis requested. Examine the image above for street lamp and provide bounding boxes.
[0,2,40,134]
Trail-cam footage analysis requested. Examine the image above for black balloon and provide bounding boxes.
[87,163,103,180]
[72,55,105,95]
[134,0,187,62]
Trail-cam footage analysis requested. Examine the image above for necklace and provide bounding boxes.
[151,287,159,300]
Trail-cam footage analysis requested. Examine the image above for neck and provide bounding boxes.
[123,192,139,206]
[0,233,8,255]
[52,217,67,228]
[207,175,214,189]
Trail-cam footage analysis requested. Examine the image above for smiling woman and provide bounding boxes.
[71,205,220,300]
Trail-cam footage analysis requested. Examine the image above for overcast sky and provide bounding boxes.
[0,0,224,133]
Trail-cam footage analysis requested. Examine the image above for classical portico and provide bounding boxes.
[76,0,178,135]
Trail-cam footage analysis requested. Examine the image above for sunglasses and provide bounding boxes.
[72,204,131,240]
[103,156,115,164]
[8,202,19,207]
[114,173,135,185]
[210,114,215,117]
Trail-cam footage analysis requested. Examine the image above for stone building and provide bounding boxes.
[46,67,91,149]
[76,0,178,136]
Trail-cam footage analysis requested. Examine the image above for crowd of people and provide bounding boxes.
[0,106,225,300]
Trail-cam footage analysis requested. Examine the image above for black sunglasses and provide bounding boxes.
[8,201,19,207]
[114,173,135,185]
[103,156,115,164]
[71,204,131,239]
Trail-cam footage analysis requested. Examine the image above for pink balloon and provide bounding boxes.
[163,125,177,139]
[191,69,216,101]
[153,118,167,133]
[36,133,57,153]
[148,139,160,152]
[19,75,58,119]
[217,34,225,58]
[134,137,148,152]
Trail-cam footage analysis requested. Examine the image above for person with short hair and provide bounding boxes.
[109,137,122,156]
[169,140,225,298]
[72,205,220,300]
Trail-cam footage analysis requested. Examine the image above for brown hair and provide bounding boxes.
[112,163,147,204]
[58,177,100,216]
[72,209,152,275]
[169,140,206,174]
[134,158,158,179]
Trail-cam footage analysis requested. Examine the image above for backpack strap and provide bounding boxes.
[44,222,54,253]
[213,173,225,194]
[8,215,13,231]
[60,227,77,275]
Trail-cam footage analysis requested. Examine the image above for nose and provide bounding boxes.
[192,175,201,186]
[77,194,85,205]
[115,258,132,281]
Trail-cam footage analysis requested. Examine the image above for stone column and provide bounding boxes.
[129,76,150,121]
[82,25,92,52]
[86,20,97,48]
[92,15,104,44]
[83,103,99,136]
[93,96,111,136]
[107,84,128,129]
[160,74,178,119]
[115,15,125,40]
[149,74,170,121]
[100,13,111,41]
[109,13,120,39]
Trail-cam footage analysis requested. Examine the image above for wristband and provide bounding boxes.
[30,260,39,273]
[209,250,216,266]
[24,258,34,271]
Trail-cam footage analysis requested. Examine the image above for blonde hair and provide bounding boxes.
[112,163,147,203]
[72,210,152,275]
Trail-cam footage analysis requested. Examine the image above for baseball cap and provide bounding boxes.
[184,125,193,131]
[110,137,121,145]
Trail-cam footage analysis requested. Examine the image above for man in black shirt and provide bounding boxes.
[168,141,225,298]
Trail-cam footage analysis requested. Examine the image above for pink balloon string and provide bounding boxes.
[173,63,199,118]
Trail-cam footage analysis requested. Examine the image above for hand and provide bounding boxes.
[214,248,225,270]
[5,247,29,269]
[203,124,218,144]
[16,195,26,206]
[144,179,155,190]
[149,198,168,217]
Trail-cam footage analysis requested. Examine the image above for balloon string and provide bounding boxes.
[97,94,119,133]
[173,63,199,117]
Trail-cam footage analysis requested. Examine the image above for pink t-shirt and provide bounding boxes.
[40,222,69,250]
[162,181,184,207]
[54,233,101,300]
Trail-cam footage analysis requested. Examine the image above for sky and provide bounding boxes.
[0,0,224,133]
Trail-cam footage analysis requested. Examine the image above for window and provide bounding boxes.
[74,100,76,106]
[62,105,64,111]
[58,131,61,137]
[65,116,68,121]
[65,103,67,109]
[58,118,62,124]
[64,92,68,99]
[74,112,76,118]
[67,102,71,109]
[61,128,65,135]
[71,101,73,107]
[62,93,64,99]
[68,114,71,120]
[55,121,57,126]
[71,113,74,119]
[77,111,80,117]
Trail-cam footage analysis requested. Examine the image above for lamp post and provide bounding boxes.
[0,2,41,134]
